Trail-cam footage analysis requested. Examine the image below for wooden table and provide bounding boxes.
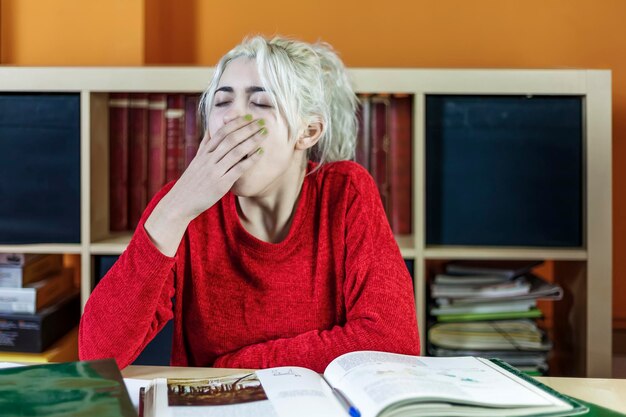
[123,366,626,413]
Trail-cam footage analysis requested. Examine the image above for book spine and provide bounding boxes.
[165,94,185,182]
[147,93,167,200]
[184,94,201,169]
[370,95,391,218]
[0,292,80,353]
[22,254,63,286]
[176,95,188,177]
[0,287,36,313]
[0,254,23,266]
[32,268,74,312]
[0,267,22,287]
[0,255,63,287]
[0,253,40,266]
[0,327,78,363]
[108,93,130,232]
[355,94,371,171]
[128,93,150,230]
[388,95,413,235]
[138,386,146,417]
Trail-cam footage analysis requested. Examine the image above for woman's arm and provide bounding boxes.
[213,171,420,372]
[144,118,267,257]
[80,116,268,368]
[78,184,179,369]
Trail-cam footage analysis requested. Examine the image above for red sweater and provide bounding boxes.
[79,161,420,371]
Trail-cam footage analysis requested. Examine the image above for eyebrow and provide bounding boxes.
[215,86,266,94]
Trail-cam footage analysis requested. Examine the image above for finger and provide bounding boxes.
[212,119,266,162]
[221,146,264,184]
[206,115,258,153]
[197,131,211,152]
[215,126,267,172]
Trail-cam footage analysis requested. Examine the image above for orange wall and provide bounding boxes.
[2,0,625,327]
[0,0,144,65]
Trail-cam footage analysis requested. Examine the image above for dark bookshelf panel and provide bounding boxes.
[426,95,583,247]
[93,255,120,286]
[404,258,414,278]
[0,93,81,244]
[94,255,173,365]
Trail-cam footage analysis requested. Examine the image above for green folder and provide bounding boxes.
[0,359,136,417]
[492,359,625,417]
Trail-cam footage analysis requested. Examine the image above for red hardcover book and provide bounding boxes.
[147,93,167,200]
[184,94,201,169]
[370,95,391,218]
[108,93,129,232]
[128,93,149,230]
[165,94,185,182]
[355,94,372,171]
[389,95,413,235]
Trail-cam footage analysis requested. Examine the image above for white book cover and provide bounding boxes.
[0,287,36,313]
[0,267,24,288]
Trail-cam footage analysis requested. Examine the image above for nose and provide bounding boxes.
[222,99,246,124]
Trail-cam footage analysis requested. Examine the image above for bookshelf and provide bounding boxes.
[0,68,612,377]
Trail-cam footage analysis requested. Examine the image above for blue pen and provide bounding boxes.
[332,387,361,417]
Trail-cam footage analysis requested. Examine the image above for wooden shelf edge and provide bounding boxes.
[395,235,417,259]
[423,247,587,261]
[89,245,126,255]
[90,234,132,255]
[0,244,82,254]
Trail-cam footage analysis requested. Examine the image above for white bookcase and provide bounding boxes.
[0,67,612,377]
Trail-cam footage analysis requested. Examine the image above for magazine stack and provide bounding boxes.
[428,260,563,375]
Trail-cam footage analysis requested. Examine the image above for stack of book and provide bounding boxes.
[427,260,563,375]
[355,93,413,235]
[0,253,80,362]
[109,93,202,231]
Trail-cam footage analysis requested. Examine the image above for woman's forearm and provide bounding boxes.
[144,188,195,257]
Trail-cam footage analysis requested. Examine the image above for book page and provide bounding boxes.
[144,368,345,417]
[324,352,570,417]
[256,367,345,417]
[123,378,149,411]
[0,362,24,369]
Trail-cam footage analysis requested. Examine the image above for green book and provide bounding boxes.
[493,359,625,417]
[0,359,136,417]
[436,307,543,322]
[576,398,626,417]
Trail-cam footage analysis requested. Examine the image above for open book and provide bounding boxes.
[142,351,587,417]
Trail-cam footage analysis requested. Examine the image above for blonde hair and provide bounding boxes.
[200,35,358,168]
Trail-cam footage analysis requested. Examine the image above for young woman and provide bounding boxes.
[79,36,420,372]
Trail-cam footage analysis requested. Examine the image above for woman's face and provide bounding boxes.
[207,57,302,197]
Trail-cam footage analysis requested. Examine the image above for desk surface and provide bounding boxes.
[123,366,626,413]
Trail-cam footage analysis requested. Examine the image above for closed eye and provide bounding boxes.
[252,102,273,109]
[214,101,230,107]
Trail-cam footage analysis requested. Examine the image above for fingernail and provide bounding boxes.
[257,119,265,127]
[260,127,268,135]
[244,114,253,121]
[257,147,264,155]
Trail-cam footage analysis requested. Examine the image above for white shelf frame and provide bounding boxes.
[0,67,612,377]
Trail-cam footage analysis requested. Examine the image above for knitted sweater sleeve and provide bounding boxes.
[78,183,178,369]
[214,170,421,372]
